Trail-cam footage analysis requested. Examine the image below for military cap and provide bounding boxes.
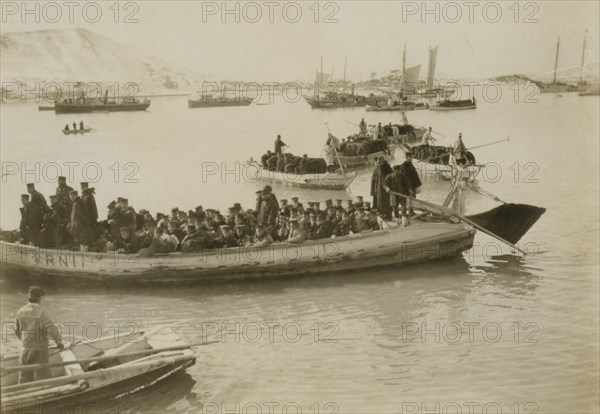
[263,185,272,192]
[255,190,263,194]
[69,190,78,196]
[314,202,321,209]
[291,197,299,201]
[171,207,179,212]
[228,207,237,212]
[280,199,288,203]
[139,209,149,214]
[156,212,165,220]
[144,217,156,225]
[117,197,127,203]
[58,176,67,181]
[364,202,371,209]
[220,224,231,230]
[325,199,333,204]
[356,196,364,200]
[346,200,353,204]
[21,194,29,200]
[195,205,203,211]
[119,226,130,232]
[233,203,242,209]
[107,200,117,208]
[80,182,89,188]
[28,286,45,300]
[336,199,343,203]
[308,202,315,206]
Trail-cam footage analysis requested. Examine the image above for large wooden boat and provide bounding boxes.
[399,143,482,181]
[1,327,196,412]
[188,94,253,108]
[256,166,357,190]
[0,221,476,286]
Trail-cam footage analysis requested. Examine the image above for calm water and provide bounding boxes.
[1,89,599,413]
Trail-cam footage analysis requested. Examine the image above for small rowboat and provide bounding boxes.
[62,128,93,135]
[430,100,476,111]
[256,166,358,190]
[1,327,196,412]
[38,106,55,111]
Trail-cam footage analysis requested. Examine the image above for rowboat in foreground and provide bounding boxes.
[1,327,196,412]
[255,165,358,190]
[0,220,476,286]
[62,127,93,135]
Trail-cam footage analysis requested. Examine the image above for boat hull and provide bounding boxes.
[188,99,253,108]
[336,151,388,168]
[429,104,476,111]
[54,102,150,114]
[62,128,92,135]
[257,168,357,190]
[0,224,475,286]
[414,161,482,181]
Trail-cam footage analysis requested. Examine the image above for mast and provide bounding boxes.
[580,32,586,85]
[402,42,407,95]
[553,37,560,84]
[343,56,347,95]
[320,56,323,100]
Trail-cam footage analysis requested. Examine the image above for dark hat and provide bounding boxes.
[69,190,78,196]
[107,200,117,208]
[405,151,413,157]
[195,205,203,211]
[393,165,402,171]
[335,199,343,203]
[117,197,127,203]
[325,199,333,204]
[220,224,231,230]
[80,182,89,188]
[58,176,67,181]
[139,209,149,214]
[346,199,353,204]
[28,286,45,300]
[356,196,363,200]
[233,203,242,208]
[228,206,237,212]
[171,207,179,212]
[156,212,165,219]
[291,197,299,201]
[21,194,29,200]
[280,199,288,203]
[263,185,272,192]
[255,190,263,194]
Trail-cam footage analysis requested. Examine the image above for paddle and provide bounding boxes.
[388,190,528,255]
[1,340,218,374]
[421,137,510,163]
[324,124,352,194]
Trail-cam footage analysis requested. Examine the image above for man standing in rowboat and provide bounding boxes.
[383,165,414,226]
[15,286,64,383]
[274,135,287,156]
[453,133,467,165]
[55,176,74,215]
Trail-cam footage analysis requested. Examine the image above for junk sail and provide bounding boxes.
[315,71,331,88]
[427,46,438,90]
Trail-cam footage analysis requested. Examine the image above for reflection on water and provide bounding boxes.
[0,89,598,412]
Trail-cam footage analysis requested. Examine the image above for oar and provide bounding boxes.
[413,125,446,137]
[324,124,352,194]
[344,120,359,127]
[423,138,509,163]
[1,340,218,374]
[388,190,528,255]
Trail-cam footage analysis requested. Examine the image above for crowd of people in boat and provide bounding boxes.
[12,180,411,256]
[64,121,86,131]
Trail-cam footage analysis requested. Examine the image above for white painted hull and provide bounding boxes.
[257,168,357,190]
[0,222,476,286]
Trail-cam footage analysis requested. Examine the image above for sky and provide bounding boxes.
[1,0,599,82]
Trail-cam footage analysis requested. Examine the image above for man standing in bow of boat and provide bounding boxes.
[384,165,414,226]
[422,127,436,146]
[453,133,467,165]
[15,286,64,383]
[274,135,287,156]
